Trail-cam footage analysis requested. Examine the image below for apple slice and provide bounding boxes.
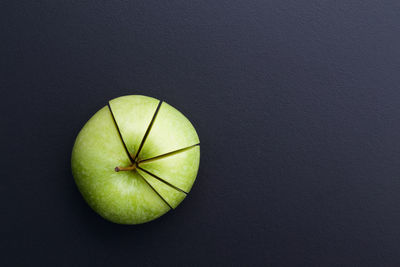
[138,145,200,193]
[137,169,187,209]
[108,95,160,159]
[137,101,200,161]
[71,106,170,224]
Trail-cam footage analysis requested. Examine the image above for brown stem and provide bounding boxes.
[115,165,136,172]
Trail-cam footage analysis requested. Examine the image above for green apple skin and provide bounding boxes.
[71,95,200,224]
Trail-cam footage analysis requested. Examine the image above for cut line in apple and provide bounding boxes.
[132,100,162,161]
[137,166,189,194]
[107,103,135,163]
[137,171,173,210]
[138,143,200,164]
[137,168,186,209]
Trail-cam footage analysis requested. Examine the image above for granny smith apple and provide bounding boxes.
[71,95,200,224]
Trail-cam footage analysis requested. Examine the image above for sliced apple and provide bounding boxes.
[72,95,201,224]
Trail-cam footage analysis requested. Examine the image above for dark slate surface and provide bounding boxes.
[2,1,400,266]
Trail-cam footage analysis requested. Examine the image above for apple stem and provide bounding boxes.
[115,165,136,172]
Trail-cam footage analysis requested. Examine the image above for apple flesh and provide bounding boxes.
[71,95,200,224]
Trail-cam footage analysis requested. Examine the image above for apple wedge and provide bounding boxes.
[137,169,187,209]
[137,101,200,160]
[138,145,200,193]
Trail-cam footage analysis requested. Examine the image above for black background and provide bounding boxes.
[2,1,400,266]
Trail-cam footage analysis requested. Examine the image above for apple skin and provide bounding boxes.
[71,95,200,224]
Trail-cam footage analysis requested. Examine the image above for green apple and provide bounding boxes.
[71,95,200,224]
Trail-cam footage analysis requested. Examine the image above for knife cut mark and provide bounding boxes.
[136,171,172,210]
[107,103,134,163]
[138,143,200,164]
[137,166,188,194]
[133,101,162,161]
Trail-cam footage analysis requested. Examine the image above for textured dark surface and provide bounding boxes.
[1,1,400,266]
